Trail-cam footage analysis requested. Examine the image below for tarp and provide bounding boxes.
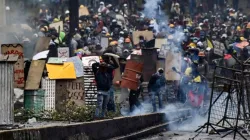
[67,56,84,77]
[46,62,76,79]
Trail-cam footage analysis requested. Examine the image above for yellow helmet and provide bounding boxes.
[53,18,60,23]
[80,5,84,8]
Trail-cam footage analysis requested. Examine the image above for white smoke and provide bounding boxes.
[143,0,162,18]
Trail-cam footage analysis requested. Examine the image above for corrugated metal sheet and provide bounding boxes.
[0,62,14,125]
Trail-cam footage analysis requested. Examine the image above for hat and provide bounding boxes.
[110,41,118,46]
[158,68,164,74]
[53,18,60,23]
[169,24,175,28]
[236,26,241,31]
[240,37,247,41]
[106,33,110,36]
[80,5,84,8]
[100,1,104,5]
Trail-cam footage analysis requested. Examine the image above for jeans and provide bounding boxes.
[95,91,110,118]
[129,89,141,112]
[150,91,163,112]
[107,86,116,112]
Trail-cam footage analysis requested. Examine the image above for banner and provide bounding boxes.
[82,56,100,67]
[1,44,25,88]
[213,40,225,56]
[58,47,70,58]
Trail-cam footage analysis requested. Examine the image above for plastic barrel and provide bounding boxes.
[24,89,45,114]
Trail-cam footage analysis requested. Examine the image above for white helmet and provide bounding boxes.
[100,1,104,5]
[65,10,70,14]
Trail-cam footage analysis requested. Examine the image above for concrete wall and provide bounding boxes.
[0,113,166,140]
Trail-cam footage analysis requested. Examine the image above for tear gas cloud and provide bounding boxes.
[1,2,37,58]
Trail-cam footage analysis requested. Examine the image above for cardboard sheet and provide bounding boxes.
[154,38,167,49]
[33,37,51,55]
[79,5,90,16]
[132,31,154,45]
[25,60,46,90]
[46,62,76,80]
[50,21,63,33]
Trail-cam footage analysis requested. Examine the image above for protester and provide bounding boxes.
[148,68,167,112]
[92,54,119,118]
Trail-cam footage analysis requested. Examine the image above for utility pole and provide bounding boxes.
[68,0,79,56]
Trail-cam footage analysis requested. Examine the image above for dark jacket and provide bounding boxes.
[148,73,166,92]
[92,56,119,91]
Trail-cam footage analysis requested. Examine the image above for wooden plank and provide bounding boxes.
[50,21,63,33]
[25,60,46,90]
[33,37,51,55]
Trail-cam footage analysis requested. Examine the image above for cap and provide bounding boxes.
[100,1,104,5]
[80,5,84,8]
[110,41,118,46]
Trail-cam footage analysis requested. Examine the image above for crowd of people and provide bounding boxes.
[11,0,250,118]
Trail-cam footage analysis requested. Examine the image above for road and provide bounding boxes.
[141,131,250,140]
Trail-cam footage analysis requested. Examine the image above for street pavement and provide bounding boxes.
[141,131,250,140]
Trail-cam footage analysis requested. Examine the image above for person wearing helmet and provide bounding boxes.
[98,1,105,13]
[148,68,166,112]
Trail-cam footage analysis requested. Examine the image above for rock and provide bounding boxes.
[28,117,37,124]
[159,133,164,137]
